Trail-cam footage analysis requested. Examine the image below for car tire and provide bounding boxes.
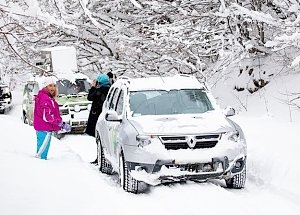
[119,152,139,193]
[0,109,4,114]
[97,135,113,174]
[225,168,246,189]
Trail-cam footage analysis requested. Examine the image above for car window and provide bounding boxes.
[24,83,39,95]
[57,79,90,95]
[115,90,124,115]
[109,88,120,110]
[129,89,214,116]
[105,87,115,108]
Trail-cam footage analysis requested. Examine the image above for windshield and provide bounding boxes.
[57,79,90,95]
[129,89,214,116]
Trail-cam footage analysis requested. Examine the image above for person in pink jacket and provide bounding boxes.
[33,76,71,160]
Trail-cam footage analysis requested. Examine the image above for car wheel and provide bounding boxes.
[225,168,246,189]
[119,152,138,193]
[97,135,113,174]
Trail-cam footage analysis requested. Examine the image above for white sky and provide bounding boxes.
[1,75,300,215]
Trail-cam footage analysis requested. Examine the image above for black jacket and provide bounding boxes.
[85,85,110,136]
[87,85,110,113]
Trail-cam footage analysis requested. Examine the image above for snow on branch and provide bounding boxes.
[2,30,47,74]
[230,3,278,26]
[1,1,76,30]
[130,0,143,9]
[266,32,300,50]
[291,55,300,67]
[79,0,102,29]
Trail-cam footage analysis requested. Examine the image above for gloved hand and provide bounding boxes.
[61,122,72,133]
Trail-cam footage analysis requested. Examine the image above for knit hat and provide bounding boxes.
[96,74,110,86]
[43,76,58,87]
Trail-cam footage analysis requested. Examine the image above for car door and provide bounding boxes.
[109,88,125,158]
[98,86,118,155]
[105,87,121,156]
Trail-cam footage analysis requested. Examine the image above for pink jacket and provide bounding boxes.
[33,88,62,131]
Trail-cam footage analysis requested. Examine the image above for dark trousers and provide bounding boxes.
[85,111,100,137]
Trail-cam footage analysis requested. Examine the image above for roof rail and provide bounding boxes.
[116,75,131,85]
[174,73,208,89]
[175,74,194,78]
[117,76,131,80]
[175,73,207,83]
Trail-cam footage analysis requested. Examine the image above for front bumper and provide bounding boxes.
[69,120,88,133]
[123,135,247,185]
[128,156,246,185]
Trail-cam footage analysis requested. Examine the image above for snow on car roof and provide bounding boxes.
[120,75,206,91]
[27,73,91,90]
[29,73,90,82]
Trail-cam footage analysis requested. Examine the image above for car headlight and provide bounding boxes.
[227,130,240,142]
[74,105,80,112]
[136,135,157,147]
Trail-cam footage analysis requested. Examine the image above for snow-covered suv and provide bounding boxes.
[22,75,92,133]
[95,74,247,193]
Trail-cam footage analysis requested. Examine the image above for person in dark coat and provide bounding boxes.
[85,74,111,137]
[107,72,116,84]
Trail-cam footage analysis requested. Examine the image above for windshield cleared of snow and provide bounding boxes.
[129,89,214,116]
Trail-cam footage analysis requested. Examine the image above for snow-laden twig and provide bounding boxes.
[2,30,47,74]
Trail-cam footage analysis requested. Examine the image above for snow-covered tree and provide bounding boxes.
[0,0,299,93]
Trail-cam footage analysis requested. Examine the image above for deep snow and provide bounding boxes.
[1,79,300,215]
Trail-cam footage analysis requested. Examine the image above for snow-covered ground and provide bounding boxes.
[1,80,300,215]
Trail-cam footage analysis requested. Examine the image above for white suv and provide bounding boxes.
[95,74,247,193]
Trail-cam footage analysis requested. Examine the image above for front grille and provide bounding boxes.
[165,164,205,172]
[71,121,87,127]
[160,134,220,150]
[165,162,221,173]
[60,109,69,115]
[69,106,88,111]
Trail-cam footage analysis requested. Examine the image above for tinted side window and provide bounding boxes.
[105,87,115,108]
[115,90,124,115]
[24,83,39,95]
[103,88,115,108]
[109,88,120,110]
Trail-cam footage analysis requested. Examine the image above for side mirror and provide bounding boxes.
[224,106,235,117]
[105,110,122,122]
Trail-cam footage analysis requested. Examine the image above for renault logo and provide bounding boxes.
[187,136,196,148]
